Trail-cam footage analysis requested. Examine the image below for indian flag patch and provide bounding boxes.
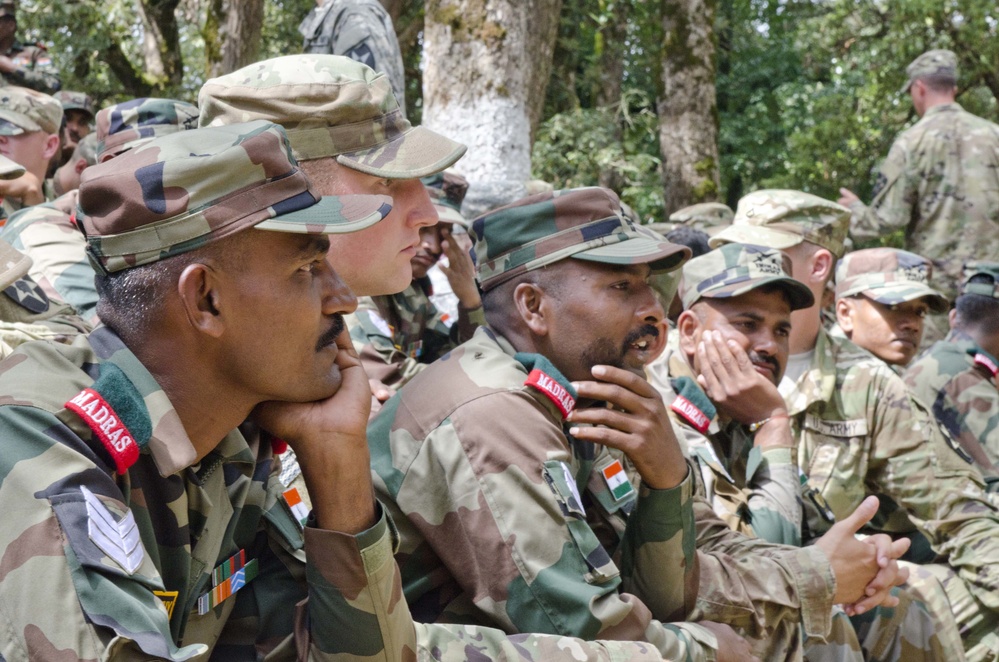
[601,460,634,501]
[283,487,309,529]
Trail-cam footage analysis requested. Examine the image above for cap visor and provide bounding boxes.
[709,224,803,251]
[255,194,392,235]
[435,205,469,228]
[706,275,815,311]
[337,126,467,179]
[0,238,31,290]
[0,117,25,136]
[0,153,25,180]
[572,236,691,274]
[865,286,950,313]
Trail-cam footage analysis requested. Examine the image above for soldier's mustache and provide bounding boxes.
[316,314,345,351]
[624,324,660,347]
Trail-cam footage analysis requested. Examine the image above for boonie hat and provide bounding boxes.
[198,55,466,178]
[679,242,814,311]
[422,170,469,227]
[96,97,200,162]
[0,86,62,136]
[471,186,690,292]
[959,261,999,299]
[78,120,392,274]
[835,248,948,313]
[710,189,850,258]
[901,49,958,93]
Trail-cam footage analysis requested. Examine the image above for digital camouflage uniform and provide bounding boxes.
[847,51,999,343]
[299,0,407,117]
[0,98,200,323]
[904,262,999,480]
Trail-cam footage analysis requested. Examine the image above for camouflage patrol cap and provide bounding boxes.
[901,49,958,93]
[668,202,733,234]
[0,152,24,179]
[835,248,949,313]
[710,189,850,257]
[0,86,62,136]
[54,90,96,120]
[78,120,393,274]
[471,186,690,292]
[679,242,814,311]
[95,97,200,163]
[422,170,469,227]
[198,55,466,177]
[0,238,30,290]
[959,261,999,299]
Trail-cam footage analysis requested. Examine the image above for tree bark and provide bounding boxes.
[136,0,183,89]
[422,0,562,201]
[658,0,720,214]
[205,0,265,78]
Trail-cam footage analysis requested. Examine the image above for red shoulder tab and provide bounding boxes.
[524,368,576,419]
[672,395,710,433]
[974,353,999,379]
[270,437,288,455]
[65,388,139,474]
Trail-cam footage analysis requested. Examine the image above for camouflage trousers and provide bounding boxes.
[907,563,999,662]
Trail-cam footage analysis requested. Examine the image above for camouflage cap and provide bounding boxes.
[54,90,96,119]
[0,152,25,179]
[679,242,814,311]
[198,55,466,178]
[901,49,958,93]
[422,170,469,227]
[710,189,851,258]
[0,238,30,290]
[668,202,733,234]
[470,186,690,292]
[0,86,62,136]
[835,248,949,313]
[959,261,999,299]
[95,97,200,163]
[77,120,393,274]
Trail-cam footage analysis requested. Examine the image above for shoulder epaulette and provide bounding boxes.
[669,375,716,433]
[515,352,577,419]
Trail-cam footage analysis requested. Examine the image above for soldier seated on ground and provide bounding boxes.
[833,248,948,369]
[367,186,909,662]
[905,262,999,480]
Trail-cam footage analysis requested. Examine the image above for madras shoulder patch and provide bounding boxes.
[66,389,139,474]
[973,352,999,380]
[672,395,710,433]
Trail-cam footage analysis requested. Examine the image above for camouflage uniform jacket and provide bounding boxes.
[904,330,999,479]
[780,327,999,611]
[347,276,484,390]
[0,191,99,323]
[299,0,406,117]
[0,326,416,660]
[367,326,718,660]
[1,40,60,94]
[648,348,802,546]
[848,103,999,301]
[0,271,89,358]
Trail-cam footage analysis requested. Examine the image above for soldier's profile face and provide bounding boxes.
[836,295,928,366]
[540,260,665,382]
[683,288,792,385]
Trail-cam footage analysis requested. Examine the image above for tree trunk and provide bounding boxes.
[658,0,720,214]
[422,0,562,215]
[205,0,265,78]
[136,0,183,89]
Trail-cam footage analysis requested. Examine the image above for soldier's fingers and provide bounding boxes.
[835,495,879,538]
[589,365,659,398]
[567,423,635,452]
[887,537,911,562]
[723,337,755,374]
[696,338,724,395]
[703,330,738,375]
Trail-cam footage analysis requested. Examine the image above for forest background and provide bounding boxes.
[18,0,999,233]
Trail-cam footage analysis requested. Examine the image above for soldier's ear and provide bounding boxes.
[676,308,700,356]
[177,263,225,338]
[948,308,958,329]
[835,298,855,335]
[514,281,549,337]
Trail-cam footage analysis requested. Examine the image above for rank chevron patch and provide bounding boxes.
[81,485,144,574]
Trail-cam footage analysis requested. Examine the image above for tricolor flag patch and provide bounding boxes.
[672,395,710,433]
[601,460,635,501]
[974,353,999,379]
[525,369,576,418]
[283,487,309,529]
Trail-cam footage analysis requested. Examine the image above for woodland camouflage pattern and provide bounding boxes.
[77,120,391,273]
[471,186,690,291]
[834,248,948,313]
[95,97,200,162]
[711,189,851,258]
[299,0,407,117]
[423,170,470,225]
[198,54,465,177]
[780,327,999,661]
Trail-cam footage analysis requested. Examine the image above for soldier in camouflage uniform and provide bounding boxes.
[299,0,407,117]
[349,170,483,410]
[0,0,59,94]
[668,201,734,235]
[904,262,999,480]
[368,186,912,661]
[838,50,999,345]
[0,85,60,216]
[833,248,948,368]
[0,98,200,324]
[713,189,999,662]
[45,130,96,199]
[53,89,95,165]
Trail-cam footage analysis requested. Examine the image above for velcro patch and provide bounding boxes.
[672,395,710,433]
[600,459,635,501]
[66,388,139,474]
[974,353,999,379]
[804,415,868,438]
[525,368,576,418]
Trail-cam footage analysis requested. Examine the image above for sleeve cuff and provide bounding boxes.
[789,545,836,639]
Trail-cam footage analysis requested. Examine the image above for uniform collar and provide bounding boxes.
[779,326,837,415]
[922,102,963,119]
